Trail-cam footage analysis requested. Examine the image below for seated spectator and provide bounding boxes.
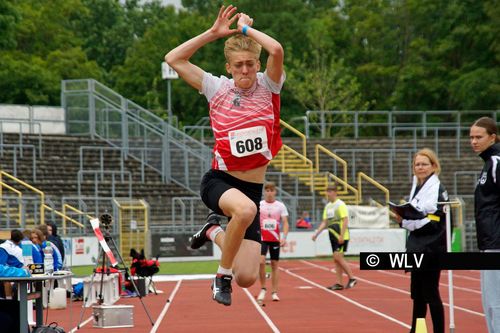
[0,230,29,297]
[29,229,44,264]
[47,222,65,263]
[0,230,24,268]
[296,211,313,229]
[36,225,63,271]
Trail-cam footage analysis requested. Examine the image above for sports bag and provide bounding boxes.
[32,322,65,333]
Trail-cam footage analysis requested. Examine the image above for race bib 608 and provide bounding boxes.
[229,126,269,158]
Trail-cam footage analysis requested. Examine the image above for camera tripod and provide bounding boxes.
[77,214,154,329]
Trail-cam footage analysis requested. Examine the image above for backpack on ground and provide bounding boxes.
[32,322,65,333]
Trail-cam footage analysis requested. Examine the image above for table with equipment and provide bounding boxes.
[0,274,73,333]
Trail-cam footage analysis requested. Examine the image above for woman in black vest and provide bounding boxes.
[470,116,500,333]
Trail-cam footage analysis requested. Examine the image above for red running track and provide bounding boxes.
[43,259,486,333]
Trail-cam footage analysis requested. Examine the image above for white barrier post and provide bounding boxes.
[444,203,455,333]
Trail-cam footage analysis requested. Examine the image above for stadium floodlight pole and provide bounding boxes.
[161,61,179,124]
[439,202,456,333]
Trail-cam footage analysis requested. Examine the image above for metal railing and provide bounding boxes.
[0,170,92,232]
[334,148,415,183]
[0,120,42,158]
[79,146,161,183]
[77,170,133,198]
[357,172,390,205]
[315,144,348,184]
[392,126,469,158]
[61,196,118,234]
[0,144,38,181]
[453,171,480,196]
[0,170,45,224]
[62,79,212,193]
[305,109,499,139]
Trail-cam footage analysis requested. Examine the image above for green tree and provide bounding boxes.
[287,51,369,137]
[77,0,133,72]
[0,0,19,49]
[0,52,56,104]
[0,0,103,105]
[14,0,85,56]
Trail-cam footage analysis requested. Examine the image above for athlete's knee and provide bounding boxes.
[333,251,343,260]
[232,203,257,226]
[234,271,258,288]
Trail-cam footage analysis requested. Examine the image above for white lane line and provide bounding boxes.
[443,272,480,282]
[283,266,314,272]
[150,279,183,333]
[280,266,411,329]
[243,288,280,333]
[351,264,482,295]
[304,260,484,317]
[301,260,410,295]
[68,316,93,333]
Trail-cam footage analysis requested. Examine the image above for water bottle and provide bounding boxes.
[43,242,54,273]
[21,239,34,266]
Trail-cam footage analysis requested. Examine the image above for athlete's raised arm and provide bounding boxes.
[235,13,284,84]
[165,5,239,91]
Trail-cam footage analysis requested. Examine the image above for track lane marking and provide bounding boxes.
[69,316,93,333]
[243,288,280,333]
[280,266,411,329]
[303,260,484,317]
[150,279,183,333]
[372,268,482,294]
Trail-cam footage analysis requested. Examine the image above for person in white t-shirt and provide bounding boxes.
[256,182,289,304]
[165,4,284,306]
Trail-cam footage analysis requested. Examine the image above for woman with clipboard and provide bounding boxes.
[392,148,449,333]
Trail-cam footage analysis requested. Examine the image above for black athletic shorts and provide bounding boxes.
[328,225,349,253]
[200,169,263,243]
[261,241,281,261]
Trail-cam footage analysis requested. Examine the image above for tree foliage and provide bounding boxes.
[0,0,498,123]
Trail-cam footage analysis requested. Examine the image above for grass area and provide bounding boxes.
[69,256,360,277]
[71,260,220,277]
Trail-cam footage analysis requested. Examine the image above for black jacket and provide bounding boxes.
[475,143,500,250]
[405,174,449,253]
[47,222,65,259]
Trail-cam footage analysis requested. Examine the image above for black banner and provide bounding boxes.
[151,233,213,258]
[360,252,500,270]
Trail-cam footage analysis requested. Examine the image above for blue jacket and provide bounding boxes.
[0,264,29,277]
[0,240,24,268]
[32,243,43,264]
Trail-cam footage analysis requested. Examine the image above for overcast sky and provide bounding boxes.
[121,0,183,9]
[161,0,182,8]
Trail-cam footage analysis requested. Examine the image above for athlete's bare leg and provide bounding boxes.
[270,259,279,292]
[212,188,261,287]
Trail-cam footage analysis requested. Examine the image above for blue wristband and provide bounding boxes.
[242,25,249,36]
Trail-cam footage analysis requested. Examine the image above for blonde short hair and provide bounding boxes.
[413,148,441,175]
[264,181,276,190]
[224,34,262,62]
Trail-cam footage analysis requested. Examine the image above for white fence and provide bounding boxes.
[0,104,66,134]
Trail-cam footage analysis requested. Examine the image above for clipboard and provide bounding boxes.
[389,201,426,220]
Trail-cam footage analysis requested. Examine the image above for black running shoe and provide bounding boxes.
[212,274,232,306]
[345,278,357,289]
[327,283,344,290]
[190,212,221,249]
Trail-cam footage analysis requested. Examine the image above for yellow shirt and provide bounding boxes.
[323,199,350,240]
